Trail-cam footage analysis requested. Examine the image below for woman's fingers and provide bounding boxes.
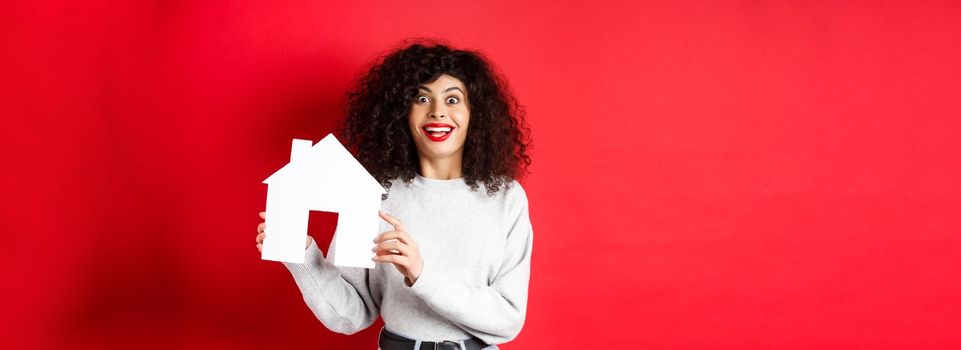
[378,232,416,250]
[379,211,407,232]
[373,229,417,248]
[370,223,423,283]
[374,249,401,256]
[256,212,266,253]
[373,240,414,257]
[373,230,398,243]
[374,253,410,267]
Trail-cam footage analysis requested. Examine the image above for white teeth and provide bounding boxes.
[425,127,452,132]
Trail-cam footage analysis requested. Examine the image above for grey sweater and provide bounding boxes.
[281,174,534,347]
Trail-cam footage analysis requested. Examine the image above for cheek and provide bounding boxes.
[455,110,470,130]
[460,118,470,138]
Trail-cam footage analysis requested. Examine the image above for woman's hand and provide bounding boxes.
[372,211,424,286]
[256,211,313,253]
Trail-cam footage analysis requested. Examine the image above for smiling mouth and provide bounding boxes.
[422,125,454,142]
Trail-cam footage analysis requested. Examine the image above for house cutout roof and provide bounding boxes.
[263,133,386,206]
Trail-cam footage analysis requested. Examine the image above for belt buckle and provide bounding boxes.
[435,340,461,350]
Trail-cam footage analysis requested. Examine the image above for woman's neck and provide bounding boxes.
[418,152,464,179]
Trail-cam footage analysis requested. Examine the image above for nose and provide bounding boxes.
[429,102,446,119]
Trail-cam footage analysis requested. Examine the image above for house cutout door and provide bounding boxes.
[307,210,339,257]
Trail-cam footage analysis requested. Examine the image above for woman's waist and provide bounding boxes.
[381,306,472,342]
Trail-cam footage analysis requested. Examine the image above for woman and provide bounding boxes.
[255,41,534,350]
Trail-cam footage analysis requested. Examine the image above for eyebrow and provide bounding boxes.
[418,86,464,94]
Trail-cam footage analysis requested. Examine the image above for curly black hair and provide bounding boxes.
[338,39,532,198]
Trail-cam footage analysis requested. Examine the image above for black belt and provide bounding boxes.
[378,327,488,350]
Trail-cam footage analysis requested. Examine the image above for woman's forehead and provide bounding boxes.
[419,74,466,91]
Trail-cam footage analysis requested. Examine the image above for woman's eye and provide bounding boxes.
[416,96,429,103]
[446,97,460,104]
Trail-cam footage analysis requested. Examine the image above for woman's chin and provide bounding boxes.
[419,145,462,160]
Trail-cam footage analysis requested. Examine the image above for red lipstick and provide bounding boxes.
[421,123,455,142]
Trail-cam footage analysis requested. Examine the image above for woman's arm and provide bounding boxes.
[282,238,380,335]
[408,192,534,344]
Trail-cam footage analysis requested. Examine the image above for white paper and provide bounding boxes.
[261,134,386,268]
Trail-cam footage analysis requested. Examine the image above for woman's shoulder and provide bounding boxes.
[489,178,529,215]
[502,179,528,202]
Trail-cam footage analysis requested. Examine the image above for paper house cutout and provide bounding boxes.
[262,133,386,268]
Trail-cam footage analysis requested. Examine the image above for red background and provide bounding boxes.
[2,1,960,349]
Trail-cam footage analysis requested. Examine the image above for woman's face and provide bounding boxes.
[408,74,470,162]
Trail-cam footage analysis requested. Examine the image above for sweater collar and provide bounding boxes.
[412,173,469,190]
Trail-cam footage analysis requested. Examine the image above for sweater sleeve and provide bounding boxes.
[408,188,534,344]
[281,237,380,335]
